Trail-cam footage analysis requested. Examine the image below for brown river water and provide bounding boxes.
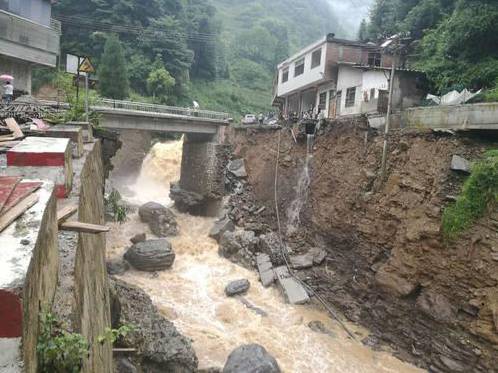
[107,140,424,372]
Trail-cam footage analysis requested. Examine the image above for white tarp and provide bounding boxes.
[427,89,482,106]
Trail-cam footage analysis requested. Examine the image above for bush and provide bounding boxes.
[442,151,498,240]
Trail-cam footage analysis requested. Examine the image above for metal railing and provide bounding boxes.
[96,99,230,121]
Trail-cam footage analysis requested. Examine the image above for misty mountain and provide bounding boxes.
[327,0,374,38]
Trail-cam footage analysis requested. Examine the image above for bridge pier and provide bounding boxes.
[172,133,229,216]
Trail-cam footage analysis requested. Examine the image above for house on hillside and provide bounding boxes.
[0,0,61,94]
[272,33,426,119]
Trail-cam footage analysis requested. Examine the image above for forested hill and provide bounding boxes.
[360,0,498,97]
[47,0,347,118]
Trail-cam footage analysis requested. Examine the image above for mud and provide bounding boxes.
[228,121,498,372]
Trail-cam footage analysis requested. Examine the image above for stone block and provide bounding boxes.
[450,155,471,174]
[6,137,73,198]
[274,266,309,305]
[47,125,84,158]
[67,121,93,143]
[256,254,275,287]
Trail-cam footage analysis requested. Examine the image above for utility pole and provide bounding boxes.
[85,73,89,123]
[379,35,401,181]
[380,55,396,180]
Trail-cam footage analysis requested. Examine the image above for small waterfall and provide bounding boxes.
[287,134,314,234]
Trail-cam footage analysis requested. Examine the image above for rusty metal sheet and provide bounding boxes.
[0,176,21,213]
[2,182,42,215]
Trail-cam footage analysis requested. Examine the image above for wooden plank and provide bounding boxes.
[57,204,78,224]
[0,176,21,212]
[59,221,109,234]
[0,194,39,233]
[0,135,16,142]
[4,118,24,139]
[1,182,42,215]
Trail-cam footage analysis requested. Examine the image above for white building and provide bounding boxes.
[0,0,61,94]
[273,33,426,119]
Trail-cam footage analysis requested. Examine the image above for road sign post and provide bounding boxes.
[78,57,96,124]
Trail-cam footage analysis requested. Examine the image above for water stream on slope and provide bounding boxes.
[287,134,313,234]
[107,139,424,372]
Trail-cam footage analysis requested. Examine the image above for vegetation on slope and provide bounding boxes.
[442,151,498,240]
[39,0,344,119]
[362,0,498,96]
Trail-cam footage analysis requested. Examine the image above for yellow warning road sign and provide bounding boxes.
[78,57,95,74]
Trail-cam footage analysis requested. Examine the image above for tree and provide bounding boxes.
[99,34,129,99]
[147,57,176,102]
[358,19,368,42]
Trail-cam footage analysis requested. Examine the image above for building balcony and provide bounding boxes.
[0,10,60,67]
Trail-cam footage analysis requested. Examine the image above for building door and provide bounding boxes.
[377,90,389,113]
[335,91,342,117]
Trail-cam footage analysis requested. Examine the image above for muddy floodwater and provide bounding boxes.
[108,140,424,372]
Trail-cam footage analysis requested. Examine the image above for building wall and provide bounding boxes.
[0,55,31,93]
[360,70,389,114]
[0,9,60,68]
[0,0,52,26]
[336,65,363,116]
[277,43,327,97]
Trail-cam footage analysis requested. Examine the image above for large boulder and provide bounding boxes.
[124,239,175,272]
[209,217,235,242]
[219,230,259,258]
[170,183,206,215]
[223,344,280,373]
[225,279,250,297]
[227,159,248,178]
[111,279,198,372]
[106,258,130,275]
[139,202,178,237]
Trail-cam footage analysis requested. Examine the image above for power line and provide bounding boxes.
[55,14,219,44]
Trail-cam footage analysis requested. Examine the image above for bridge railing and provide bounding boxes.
[97,99,230,121]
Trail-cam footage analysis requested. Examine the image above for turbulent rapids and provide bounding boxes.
[107,140,423,372]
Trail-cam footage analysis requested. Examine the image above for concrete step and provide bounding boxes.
[274,266,310,305]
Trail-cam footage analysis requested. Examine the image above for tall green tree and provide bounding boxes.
[358,19,368,41]
[147,56,176,102]
[99,35,129,99]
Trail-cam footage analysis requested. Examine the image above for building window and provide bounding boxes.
[345,87,356,108]
[294,58,305,77]
[368,52,382,67]
[318,92,327,110]
[311,49,322,69]
[282,68,289,83]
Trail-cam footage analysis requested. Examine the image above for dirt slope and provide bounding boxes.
[228,121,498,372]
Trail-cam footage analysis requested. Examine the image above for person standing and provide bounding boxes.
[3,81,13,104]
[258,113,264,125]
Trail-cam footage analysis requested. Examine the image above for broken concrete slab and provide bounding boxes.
[450,155,471,174]
[290,253,314,270]
[256,254,275,287]
[274,266,309,305]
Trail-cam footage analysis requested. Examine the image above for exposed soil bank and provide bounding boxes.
[228,122,498,372]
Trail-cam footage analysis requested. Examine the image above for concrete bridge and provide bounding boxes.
[36,98,230,215]
[93,99,230,137]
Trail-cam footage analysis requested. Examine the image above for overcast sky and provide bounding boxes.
[328,0,373,38]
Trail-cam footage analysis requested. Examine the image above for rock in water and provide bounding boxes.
[450,155,471,174]
[138,202,178,237]
[106,258,130,275]
[209,217,235,242]
[223,344,280,373]
[124,239,175,272]
[111,278,198,372]
[227,159,248,178]
[225,279,250,296]
[130,233,146,244]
